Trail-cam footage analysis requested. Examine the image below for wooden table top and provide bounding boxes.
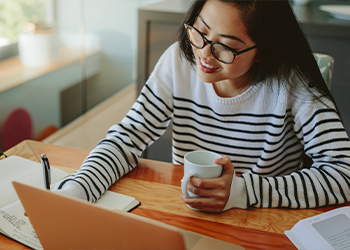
[2,140,348,250]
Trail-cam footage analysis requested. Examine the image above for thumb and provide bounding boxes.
[214,155,234,174]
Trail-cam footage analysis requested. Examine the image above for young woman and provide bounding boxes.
[54,0,350,212]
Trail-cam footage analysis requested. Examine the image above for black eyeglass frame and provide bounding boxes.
[184,23,257,64]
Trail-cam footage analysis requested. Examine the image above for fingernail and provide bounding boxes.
[216,157,223,163]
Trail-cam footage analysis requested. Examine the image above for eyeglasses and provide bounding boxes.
[184,23,257,64]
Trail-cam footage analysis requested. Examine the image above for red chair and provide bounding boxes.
[1,108,33,151]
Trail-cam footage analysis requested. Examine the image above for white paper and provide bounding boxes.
[0,156,139,249]
[95,190,136,211]
[285,207,350,250]
[0,156,69,208]
[312,214,350,250]
[0,156,68,249]
[0,200,42,250]
[284,230,307,250]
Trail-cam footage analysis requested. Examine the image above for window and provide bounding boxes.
[0,0,46,46]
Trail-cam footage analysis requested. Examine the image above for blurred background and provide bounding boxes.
[0,0,350,164]
[0,0,164,152]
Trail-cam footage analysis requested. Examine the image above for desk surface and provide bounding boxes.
[2,140,349,250]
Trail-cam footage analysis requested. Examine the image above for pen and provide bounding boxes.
[41,154,51,190]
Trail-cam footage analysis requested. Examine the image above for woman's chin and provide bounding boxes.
[196,65,220,83]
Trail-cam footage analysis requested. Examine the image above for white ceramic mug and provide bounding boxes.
[181,150,222,198]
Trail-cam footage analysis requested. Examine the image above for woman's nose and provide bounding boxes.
[200,43,214,58]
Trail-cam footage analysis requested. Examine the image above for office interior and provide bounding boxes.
[0,0,350,164]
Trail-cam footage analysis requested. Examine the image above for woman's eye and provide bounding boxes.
[222,43,239,51]
[225,45,238,51]
[223,46,233,51]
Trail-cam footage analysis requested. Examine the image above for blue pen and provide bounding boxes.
[41,154,51,190]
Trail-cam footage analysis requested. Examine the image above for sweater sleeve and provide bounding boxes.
[53,44,177,202]
[225,99,350,209]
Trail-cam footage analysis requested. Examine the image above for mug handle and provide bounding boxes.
[181,171,196,198]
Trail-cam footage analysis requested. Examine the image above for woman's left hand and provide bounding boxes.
[180,156,235,213]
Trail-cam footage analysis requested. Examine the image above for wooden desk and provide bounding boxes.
[2,140,348,250]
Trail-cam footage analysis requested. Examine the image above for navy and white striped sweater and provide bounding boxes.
[55,43,350,210]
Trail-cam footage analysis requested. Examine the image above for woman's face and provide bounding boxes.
[192,0,258,86]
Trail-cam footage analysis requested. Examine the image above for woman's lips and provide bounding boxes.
[199,57,219,73]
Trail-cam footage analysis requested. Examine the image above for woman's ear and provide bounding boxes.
[253,52,261,63]
[255,54,261,63]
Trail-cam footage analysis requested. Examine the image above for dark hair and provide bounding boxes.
[178,0,338,109]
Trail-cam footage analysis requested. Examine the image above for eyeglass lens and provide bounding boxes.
[186,25,234,63]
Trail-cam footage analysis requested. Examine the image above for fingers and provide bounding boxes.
[215,155,235,174]
[188,155,235,191]
[214,155,230,165]
[181,155,235,213]
[187,177,226,196]
[180,194,225,213]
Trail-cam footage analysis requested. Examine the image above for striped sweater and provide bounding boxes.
[55,42,350,210]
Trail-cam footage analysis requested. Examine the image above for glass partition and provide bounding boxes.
[0,0,166,152]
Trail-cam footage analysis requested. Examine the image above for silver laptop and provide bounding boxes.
[13,181,244,250]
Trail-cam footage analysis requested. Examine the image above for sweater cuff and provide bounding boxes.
[53,179,88,202]
[223,175,247,210]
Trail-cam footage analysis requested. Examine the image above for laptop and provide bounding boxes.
[13,181,244,250]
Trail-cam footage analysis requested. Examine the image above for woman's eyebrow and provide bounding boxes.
[199,15,210,30]
[220,33,246,44]
[198,15,246,45]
